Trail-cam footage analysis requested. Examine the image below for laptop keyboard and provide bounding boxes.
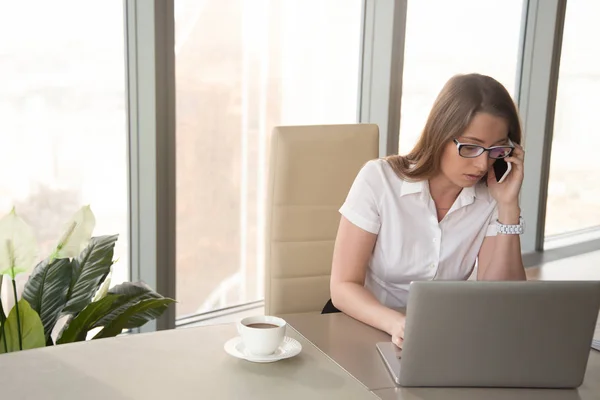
[593,339,600,352]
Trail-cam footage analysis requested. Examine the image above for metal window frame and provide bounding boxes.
[516,0,567,254]
[125,0,176,332]
[358,0,407,157]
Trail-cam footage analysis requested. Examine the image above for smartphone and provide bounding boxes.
[493,158,512,184]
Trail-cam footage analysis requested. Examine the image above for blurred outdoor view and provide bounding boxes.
[1,0,598,319]
[545,0,600,237]
[174,0,361,317]
[0,1,129,286]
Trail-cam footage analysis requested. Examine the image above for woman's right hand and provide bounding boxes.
[390,313,406,348]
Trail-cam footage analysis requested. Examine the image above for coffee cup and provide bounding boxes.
[237,315,287,356]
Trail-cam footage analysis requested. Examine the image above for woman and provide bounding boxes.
[326,73,526,348]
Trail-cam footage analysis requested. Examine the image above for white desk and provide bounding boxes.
[0,323,376,400]
[285,312,600,400]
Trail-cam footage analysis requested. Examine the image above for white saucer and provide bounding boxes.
[224,336,302,363]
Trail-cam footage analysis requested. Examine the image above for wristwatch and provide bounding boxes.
[496,217,525,235]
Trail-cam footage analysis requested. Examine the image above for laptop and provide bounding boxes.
[376,280,600,388]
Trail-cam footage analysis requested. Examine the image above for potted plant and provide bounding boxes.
[0,206,175,353]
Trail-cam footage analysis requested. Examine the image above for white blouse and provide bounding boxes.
[339,159,498,308]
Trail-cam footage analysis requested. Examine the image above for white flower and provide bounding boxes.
[53,205,96,259]
[0,208,38,279]
[1,272,29,316]
[92,270,112,302]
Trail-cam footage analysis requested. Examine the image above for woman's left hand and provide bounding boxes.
[487,143,525,206]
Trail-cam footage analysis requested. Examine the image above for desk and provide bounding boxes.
[528,263,600,340]
[0,323,376,400]
[1,313,598,400]
[1,265,598,399]
[284,312,600,400]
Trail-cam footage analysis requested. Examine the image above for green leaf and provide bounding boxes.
[56,294,120,344]
[93,298,175,339]
[92,282,171,329]
[22,258,72,342]
[62,235,118,315]
[0,299,45,353]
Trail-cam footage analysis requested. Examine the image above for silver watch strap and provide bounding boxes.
[496,216,524,235]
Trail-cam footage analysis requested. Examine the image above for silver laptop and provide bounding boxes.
[376,280,600,388]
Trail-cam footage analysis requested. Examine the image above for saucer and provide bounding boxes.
[224,336,302,363]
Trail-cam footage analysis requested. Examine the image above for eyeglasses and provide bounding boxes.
[453,139,514,159]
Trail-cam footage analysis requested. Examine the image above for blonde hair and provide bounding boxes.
[386,73,522,181]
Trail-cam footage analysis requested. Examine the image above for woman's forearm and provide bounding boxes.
[481,203,526,280]
[330,282,404,335]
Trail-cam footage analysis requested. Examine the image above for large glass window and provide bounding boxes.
[398,0,524,154]
[175,0,362,318]
[0,1,129,283]
[545,0,600,238]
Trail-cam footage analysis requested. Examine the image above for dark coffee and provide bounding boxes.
[246,323,278,329]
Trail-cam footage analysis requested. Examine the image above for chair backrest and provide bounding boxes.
[264,124,379,315]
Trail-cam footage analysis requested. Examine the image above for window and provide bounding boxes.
[545,0,600,238]
[175,0,362,318]
[0,1,129,283]
[398,0,524,155]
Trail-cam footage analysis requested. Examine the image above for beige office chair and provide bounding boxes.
[264,124,379,315]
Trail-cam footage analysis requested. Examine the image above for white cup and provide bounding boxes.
[237,315,287,356]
